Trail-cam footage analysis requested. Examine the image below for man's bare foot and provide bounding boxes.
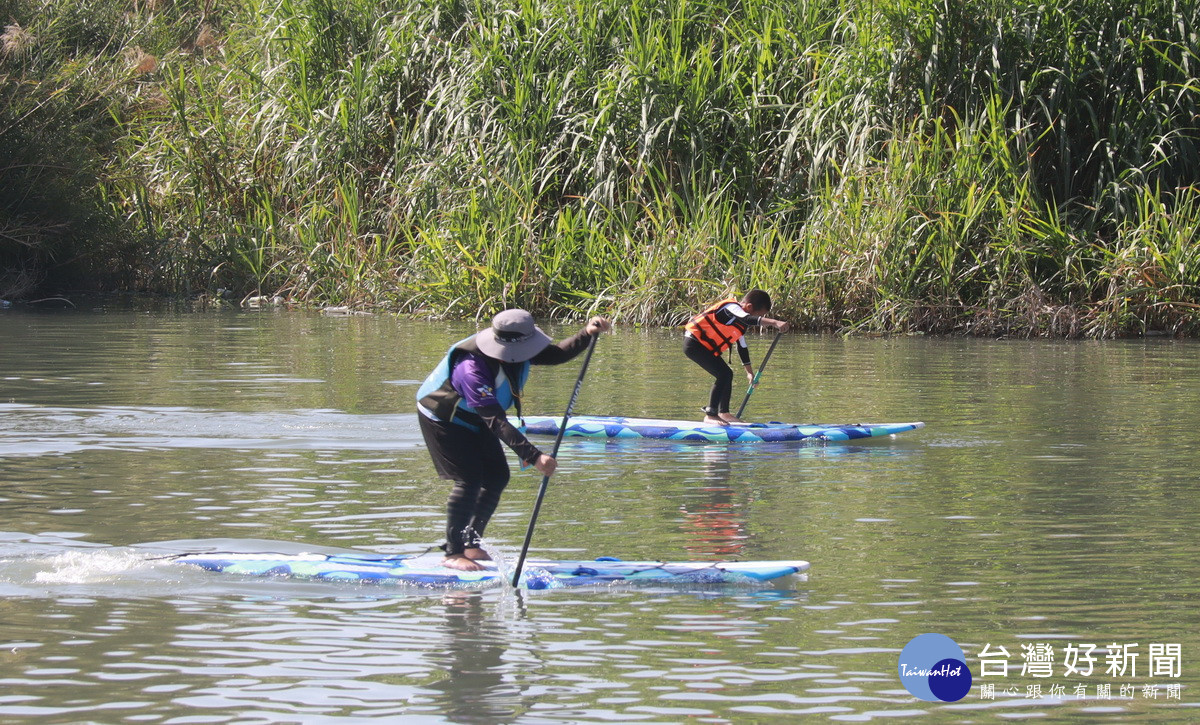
[718,413,746,424]
[442,555,485,571]
[703,415,729,427]
[463,547,492,561]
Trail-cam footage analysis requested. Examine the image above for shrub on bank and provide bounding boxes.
[2,0,1197,335]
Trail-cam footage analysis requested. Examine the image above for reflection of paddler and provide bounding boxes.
[679,449,748,557]
[427,591,514,722]
[680,487,749,557]
[698,446,732,479]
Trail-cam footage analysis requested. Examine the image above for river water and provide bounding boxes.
[0,302,1197,722]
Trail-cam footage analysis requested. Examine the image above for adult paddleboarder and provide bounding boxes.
[416,309,610,571]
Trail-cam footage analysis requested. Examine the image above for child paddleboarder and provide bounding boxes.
[416,309,611,571]
[684,289,789,426]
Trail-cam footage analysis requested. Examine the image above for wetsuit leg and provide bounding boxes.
[449,444,509,552]
[444,481,481,554]
[419,414,511,555]
[463,468,509,545]
[685,337,734,415]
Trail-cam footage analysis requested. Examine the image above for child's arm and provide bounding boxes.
[736,339,754,382]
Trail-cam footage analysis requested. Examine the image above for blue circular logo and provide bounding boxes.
[898,633,973,702]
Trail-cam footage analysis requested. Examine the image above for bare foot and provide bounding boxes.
[442,555,485,571]
[718,413,746,424]
[463,547,492,561]
[703,415,729,427]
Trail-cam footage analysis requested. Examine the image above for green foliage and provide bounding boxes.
[0,0,129,295]
[3,0,1198,335]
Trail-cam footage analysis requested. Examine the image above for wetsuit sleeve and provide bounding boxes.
[528,328,594,365]
[475,403,543,464]
[736,338,752,366]
[714,303,762,328]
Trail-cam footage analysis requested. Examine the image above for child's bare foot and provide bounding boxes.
[442,555,485,571]
[703,415,729,427]
[718,413,746,424]
[463,547,492,561]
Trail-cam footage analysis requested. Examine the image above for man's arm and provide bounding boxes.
[475,403,543,466]
[529,317,611,365]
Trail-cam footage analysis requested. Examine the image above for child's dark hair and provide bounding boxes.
[742,289,771,311]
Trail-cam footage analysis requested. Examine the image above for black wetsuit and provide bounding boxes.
[418,330,594,556]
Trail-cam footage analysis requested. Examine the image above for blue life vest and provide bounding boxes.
[416,336,531,430]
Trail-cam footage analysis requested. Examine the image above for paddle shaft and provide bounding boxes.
[511,332,599,587]
[735,331,782,419]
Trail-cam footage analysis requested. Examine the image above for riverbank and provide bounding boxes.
[2,0,1197,336]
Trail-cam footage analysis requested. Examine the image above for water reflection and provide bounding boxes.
[0,403,424,458]
[678,448,747,557]
[2,307,1200,720]
[426,591,522,724]
[553,437,920,562]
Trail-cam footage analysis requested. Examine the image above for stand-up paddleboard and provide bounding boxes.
[525,415,924,443]
[172,551,809,588]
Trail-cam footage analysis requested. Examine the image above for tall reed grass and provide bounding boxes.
[2,0,1197,336]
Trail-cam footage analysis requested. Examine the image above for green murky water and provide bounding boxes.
[1,302,1197,722]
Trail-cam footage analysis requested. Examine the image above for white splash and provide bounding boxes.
[34,550,148,584]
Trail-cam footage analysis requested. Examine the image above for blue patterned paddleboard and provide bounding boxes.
[524,415,924,443]
[172,552,809,588]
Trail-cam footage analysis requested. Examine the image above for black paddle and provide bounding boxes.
[735,331,782,419]
[511,331,599,587]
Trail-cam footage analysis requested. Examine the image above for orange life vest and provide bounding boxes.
[685,298,745,354]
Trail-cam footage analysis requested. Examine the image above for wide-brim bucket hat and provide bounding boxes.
[475,309,552,362]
